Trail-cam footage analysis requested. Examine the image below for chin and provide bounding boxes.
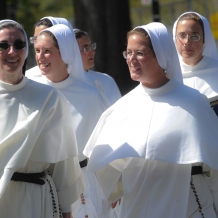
[130,74,140,82]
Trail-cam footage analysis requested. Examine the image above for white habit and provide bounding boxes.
[84,23,218,218]
[0,77,85,217]
[88,69,121,105]
[173,12,218,102]
[27,24,111,218]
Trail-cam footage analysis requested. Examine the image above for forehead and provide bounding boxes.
[0,27,25,41]
[176,20,203,33]
[77,35,91,47]
[34,25,48,36]
[127,34,151,50]
[35,34,55,47]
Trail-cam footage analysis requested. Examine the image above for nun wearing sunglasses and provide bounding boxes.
[0,20,85,218]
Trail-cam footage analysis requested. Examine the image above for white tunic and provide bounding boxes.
[88,70,121,105]
[26,71,111,218]
[26,23,119,218]
[181,56,218,101]
[0,77,85,218]
[84,79,218,218]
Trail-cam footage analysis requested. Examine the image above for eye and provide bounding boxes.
[190,34,200,40]
[178,33,186,39]
[126,51,132,56]
[45,49,51,54]
[83,46,89,52]
[136,51,144,57]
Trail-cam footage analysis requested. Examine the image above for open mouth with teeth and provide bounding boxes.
[39,63,50,68]
[6,59,18,63]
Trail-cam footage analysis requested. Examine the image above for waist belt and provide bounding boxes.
[191,166,202,175]
[11,171,46,185]
[80,158,88,168]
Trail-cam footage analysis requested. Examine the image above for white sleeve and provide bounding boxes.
[48,156,85,212]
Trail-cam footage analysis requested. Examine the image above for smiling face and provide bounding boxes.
[0,27,26,84]
[34,33,68,83]
[126,33,168,88]
[77,35,95,71]
[176,19,204,66]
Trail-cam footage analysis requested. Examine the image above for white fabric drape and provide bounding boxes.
[0,77,79,197]
[88,70,121,105]
[134,22,183,83]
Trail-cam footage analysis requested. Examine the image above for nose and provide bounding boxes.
[36,51,44,60]
[183,35,191,44]
[128,53,137,61]
[7,45,16,54]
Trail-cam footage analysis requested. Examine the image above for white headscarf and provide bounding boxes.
[0,19,29,59]
[134,22,183,83]
[39,24,86,83]
[41,16,74,32]
[172,11,218,59]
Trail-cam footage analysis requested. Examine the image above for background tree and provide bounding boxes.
[0,0,7,20]
[73,0,139,95]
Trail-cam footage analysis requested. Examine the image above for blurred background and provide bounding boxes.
[1,0,218,94]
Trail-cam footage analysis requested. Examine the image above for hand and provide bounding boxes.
[111,198,121,208]
[62,212,72,218]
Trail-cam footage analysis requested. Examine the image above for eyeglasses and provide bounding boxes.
[176,33,203,41]
[30,36,37,44]
[81,43,96,53]
[0,40,26,51]
[123,50,147,60]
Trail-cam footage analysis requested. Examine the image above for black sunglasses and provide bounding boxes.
[0,40,26,51]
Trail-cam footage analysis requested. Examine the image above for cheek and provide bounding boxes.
[81,54,88,62]
[195,42,204,51]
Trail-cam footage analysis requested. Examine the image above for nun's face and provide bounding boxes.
[176,19,204,66]
[77,35,95,71]
[34,34,68,82]
[0,27,26,84]
[126,34,167,88]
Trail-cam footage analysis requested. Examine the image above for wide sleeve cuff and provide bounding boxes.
[95,159,125,203]
[57,172,85,210]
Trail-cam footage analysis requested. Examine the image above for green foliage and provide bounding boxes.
[15,0,74,38]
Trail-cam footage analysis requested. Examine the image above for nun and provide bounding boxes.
[83,22,218,218]
[173,12,218,114]
[33,24,113,218]
[0,20,84,218]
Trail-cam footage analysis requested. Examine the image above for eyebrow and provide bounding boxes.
[82,44,91,47]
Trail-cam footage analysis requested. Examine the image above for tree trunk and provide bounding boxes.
[0,0,7,20]
[73,0,138,95]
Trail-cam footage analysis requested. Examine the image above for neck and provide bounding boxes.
[182,55,203,66]
[142,77,169,88]
[0,72,23,85]
[46,72,69,83]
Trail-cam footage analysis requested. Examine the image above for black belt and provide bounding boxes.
[191,166,202,175]
[11,171,46,185]
[79,158,88,168]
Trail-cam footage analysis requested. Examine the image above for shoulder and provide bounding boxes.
[89,70,117,84]
[25,66,41,78]
[107,84,140,109]
[206,57,218,68]
[175,81,210,107]
[25,77,62,99]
